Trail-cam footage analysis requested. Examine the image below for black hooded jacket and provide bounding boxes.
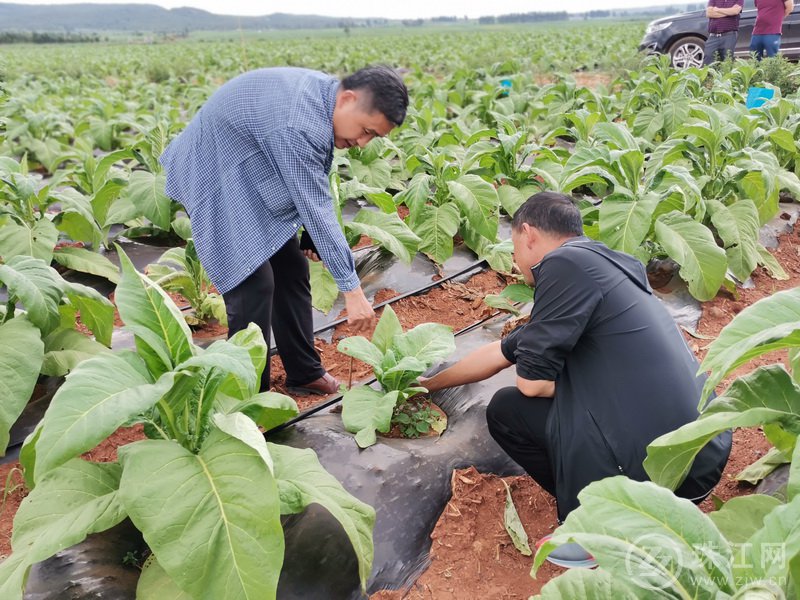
[501,237,731,519]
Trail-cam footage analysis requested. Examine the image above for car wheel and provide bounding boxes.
[669,36,705,69]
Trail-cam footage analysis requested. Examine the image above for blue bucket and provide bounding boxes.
[746,87,775,109]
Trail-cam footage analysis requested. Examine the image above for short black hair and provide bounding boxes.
[511,192,583,237]
[341,65,409,127]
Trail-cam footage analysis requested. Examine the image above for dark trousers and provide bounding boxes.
[486,386,717,521]
[703,31,738,65]
[222,236,325,392]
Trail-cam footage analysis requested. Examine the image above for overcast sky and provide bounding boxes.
[15,0,691,19]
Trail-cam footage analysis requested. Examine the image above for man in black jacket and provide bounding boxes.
[422,192,731,566]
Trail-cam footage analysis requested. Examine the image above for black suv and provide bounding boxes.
[640,0,800,68]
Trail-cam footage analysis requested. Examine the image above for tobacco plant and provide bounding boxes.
[337,305,454,448]
[0,247,375,600]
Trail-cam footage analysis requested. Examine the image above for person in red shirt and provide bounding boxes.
[703,0,744,65]
[750,0,795,58]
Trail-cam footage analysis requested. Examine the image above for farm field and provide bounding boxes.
[2,19,800,599]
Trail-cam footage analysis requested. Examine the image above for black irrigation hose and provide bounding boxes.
[265,303,502,436]
[266,257,490,358]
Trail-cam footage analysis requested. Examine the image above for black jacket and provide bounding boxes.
[502,237,731,519]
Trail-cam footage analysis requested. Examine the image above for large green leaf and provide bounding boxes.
[212,412,274,473]
[391,322,455,366]
[52,246,120,283]
[645,365,800,491]
[533,567,639,599]
[700,287,800,399]
[415,202,461,264]
[533,477,734,598]
[338,336,385,371]
[655,212,727,301]
[345,209,420,264]
[309,259,339,314]
[137,556,192,600]
[598,192,659,256]
[0,255,63,333]
[708,495,783,543]
[0,459,125,600]
[371,304,403,354]
[41,327,110,376]
[341,386,399,448]
[175,338,257,401]
[115,245,193,374]
[33,351,176,482]
[221,324,267,395]
[64,282,115,346]
[736,493,800,594]
[447,175,498,241]
[0,318,44,455]
[118,432,284,600]
[707,199,760,283]
[124,170,172,230]
[268,442,376,591]
[0,218,58,263]
[228,391,299,431]
[497,184,526,217]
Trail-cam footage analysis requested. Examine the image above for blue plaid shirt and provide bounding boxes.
[160,67,359,294]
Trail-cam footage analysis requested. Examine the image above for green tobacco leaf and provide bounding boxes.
[598,193,659,256]
[532,567,638,599]
[65,284,115,347]
[229,391,298,431]
[338,336,384,370]
[502,481,531,556]
[757,246,789,280]
[707,199,760,283]
[118,432,284,600]
[0,459,125,600]
[137,556,192,600]
[345,209,420,264]
[500,282,534,303]
[416,202,461,264]
[735,447,789,485]
[222,324,267,394]
[532,477,734,598]
[655,211,727,301]
[392,322,455,366]
[700,287,800,400]
[484,295,520,315]
[213,412,274,473]
[268,442,376,592]
[0,318,44,455]
[708,495,783,543]
[0,255,64,333]
[34,351,176,482]
[124,170,171,230]
[41,327,110,376]
[0,218,58,263]
[645,365,800,491]
[341,387,398,448]
[736,493,800,589]
[371,304,403,354]
[115,245,193,374]
[309,260,339,314]
[447,175,498,241]
[497,184,526,217]
[175,339,256,401]
[52,247,120,283]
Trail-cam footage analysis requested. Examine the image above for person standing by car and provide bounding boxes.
[703,0,744,64]
[751,0,795,58]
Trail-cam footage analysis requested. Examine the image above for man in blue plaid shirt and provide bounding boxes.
[161,66,408,394]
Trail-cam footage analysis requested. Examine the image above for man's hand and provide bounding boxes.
[343,287,376,333]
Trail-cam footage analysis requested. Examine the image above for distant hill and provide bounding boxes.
[0,2,706,33]
[0,3,383,32]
